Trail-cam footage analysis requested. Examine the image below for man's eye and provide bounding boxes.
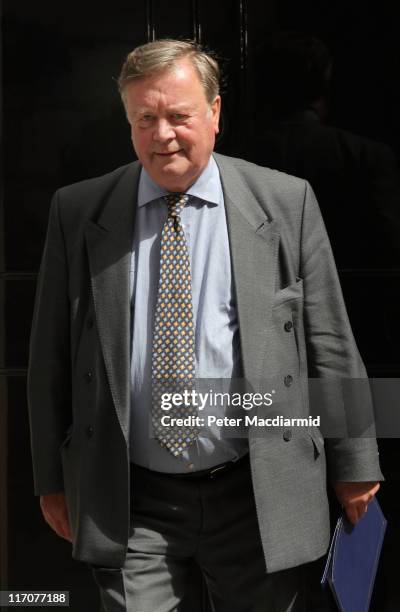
[137,115,153,125]
[172,114,186,121]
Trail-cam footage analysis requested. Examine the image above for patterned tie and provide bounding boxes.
[151,193,200,457]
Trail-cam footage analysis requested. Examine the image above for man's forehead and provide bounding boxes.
[133,100,196,112]
[127,90,202,115]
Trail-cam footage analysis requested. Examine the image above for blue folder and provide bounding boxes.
[321,497,387,612]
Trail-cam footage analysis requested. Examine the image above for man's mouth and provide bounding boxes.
[154,150,182,157]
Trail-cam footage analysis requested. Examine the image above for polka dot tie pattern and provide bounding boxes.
[151,193,200,457]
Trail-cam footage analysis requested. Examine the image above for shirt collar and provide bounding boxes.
[137,155,221,208]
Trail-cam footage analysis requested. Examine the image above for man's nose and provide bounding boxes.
[153,118,175,141]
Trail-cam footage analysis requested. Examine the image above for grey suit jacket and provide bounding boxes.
[27,153,383,573]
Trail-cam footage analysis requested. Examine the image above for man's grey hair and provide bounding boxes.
[118,39,220,105]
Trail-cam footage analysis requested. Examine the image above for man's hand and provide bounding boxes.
[333,481,380,525]
[40,492,72,542]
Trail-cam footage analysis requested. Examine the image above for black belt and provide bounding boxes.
[132,453,249,481]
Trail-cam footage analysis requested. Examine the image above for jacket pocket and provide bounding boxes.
[309,428,325,457]
[273,278,303,309]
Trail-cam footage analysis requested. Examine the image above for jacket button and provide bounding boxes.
[87,316,94,329]
[86,425,94,438]
[85,371,93,382]
[284,320,293,332]
[284,374,293,387]
[283,429,292,442]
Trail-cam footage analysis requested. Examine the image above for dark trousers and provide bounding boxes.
[92,456,335,611]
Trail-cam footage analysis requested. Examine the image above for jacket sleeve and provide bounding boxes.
[27,191,72,495]
[300,181,384,482]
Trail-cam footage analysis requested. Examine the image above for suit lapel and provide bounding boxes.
[84,162,141,440]
[214,154,280,387]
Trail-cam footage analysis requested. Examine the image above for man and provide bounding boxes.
[28,40,382,611]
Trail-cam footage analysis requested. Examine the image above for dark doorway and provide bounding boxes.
[2,1,399,610]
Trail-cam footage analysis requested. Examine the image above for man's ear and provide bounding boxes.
[211,95,221,134]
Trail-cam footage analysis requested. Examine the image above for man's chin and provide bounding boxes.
[148,163,197,192]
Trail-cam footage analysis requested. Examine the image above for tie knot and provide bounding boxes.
[164,193,189,218]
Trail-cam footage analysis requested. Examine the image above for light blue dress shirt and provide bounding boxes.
[130,155,248,472]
